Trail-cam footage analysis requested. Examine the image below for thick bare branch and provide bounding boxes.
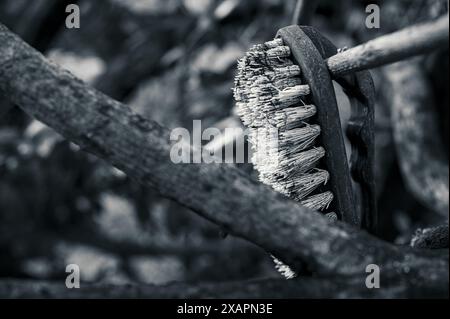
[0,23,448,295]
[384,60,449,217]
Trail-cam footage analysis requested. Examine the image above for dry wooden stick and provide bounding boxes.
[326,14,449,77]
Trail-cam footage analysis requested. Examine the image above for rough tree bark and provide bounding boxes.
[0,0,75,119]
[0,23,448,298]
[411,224,449,249]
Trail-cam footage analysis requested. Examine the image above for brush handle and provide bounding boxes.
[326,14,449,77]
[277,27,358,226]
[278,26,378,233]
[301,26,378,234]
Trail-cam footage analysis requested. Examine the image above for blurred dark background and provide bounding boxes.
[0,0,448,285]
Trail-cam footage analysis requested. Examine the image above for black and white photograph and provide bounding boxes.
[0,0,448,304]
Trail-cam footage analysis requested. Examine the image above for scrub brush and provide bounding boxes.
[233,36,349,279]
[232,17,448,278]
[233,26,372,279]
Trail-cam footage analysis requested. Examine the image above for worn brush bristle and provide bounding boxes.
[272,255,297,279]
[234,36,339,278]
[269,104,317,129]
[326,212,338,221]
[300,191,334,210]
